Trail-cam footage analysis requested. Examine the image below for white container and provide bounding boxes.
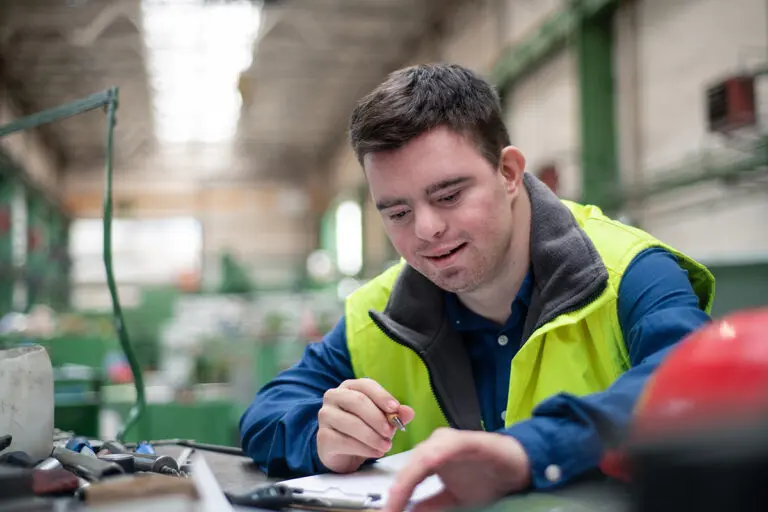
[0,345,54,461]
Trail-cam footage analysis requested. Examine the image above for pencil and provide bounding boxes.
[386,413,406,432]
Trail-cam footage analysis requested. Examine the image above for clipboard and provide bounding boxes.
[279,450,443,510]
[226,451,443,510]
[225,483,383,510]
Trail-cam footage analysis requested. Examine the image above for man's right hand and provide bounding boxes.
[317,378,415,473]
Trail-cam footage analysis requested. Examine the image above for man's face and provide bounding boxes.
[364,126,523,294]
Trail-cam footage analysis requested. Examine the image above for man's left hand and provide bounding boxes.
[384,428,532,512]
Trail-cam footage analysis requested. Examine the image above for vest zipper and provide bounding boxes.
[369,316,455,429]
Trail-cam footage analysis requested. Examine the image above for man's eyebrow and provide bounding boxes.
[425,177,472,195]
[375,177,472,211]
[376,197,408,211]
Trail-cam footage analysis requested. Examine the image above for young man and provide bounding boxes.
[240,63,714,510]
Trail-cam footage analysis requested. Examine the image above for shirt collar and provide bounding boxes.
[444,269,533,331]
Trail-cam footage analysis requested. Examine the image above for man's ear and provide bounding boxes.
[499,146,526,196]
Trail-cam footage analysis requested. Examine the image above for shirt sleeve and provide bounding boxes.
[239,315,355,478]
[500,247,712,489]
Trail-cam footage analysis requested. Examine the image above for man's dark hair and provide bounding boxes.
[348,63,511,169]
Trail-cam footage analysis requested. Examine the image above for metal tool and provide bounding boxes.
[100,440,130,455]
[177,448,195,476]
[225,483,295,510]
[98,440,181,476]
[0,434,11,452]
[51,446,124,481]
[125,439,245,456]
[226,484,384,511]
[34,457,63,471]
[132,454,181,476]
[99,453,135,474]
[386,413,406,432]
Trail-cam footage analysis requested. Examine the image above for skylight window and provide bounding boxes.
[141,0,261,144]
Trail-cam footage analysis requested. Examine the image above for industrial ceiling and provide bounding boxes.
[0,0,466,188]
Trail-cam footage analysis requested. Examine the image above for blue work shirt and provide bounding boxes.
[443,271,533,433]
[239,247,712,487]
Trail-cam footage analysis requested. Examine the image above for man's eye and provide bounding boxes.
[389,211,409,221]
[439,191,462,203]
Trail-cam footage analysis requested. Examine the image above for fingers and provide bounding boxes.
[318,378,416,474]
[323,380,398,438]
[410,491,458,512]
[318,405,392,455]
[384,429,464,512]
[397,404,416,425]
[340,378,400,414]
[317,424,389,460]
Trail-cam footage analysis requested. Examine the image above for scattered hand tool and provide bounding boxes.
[124,439,244,456]
[97,440,181,476]
[176,448,195,477]
[51,446,124,482]
[0,434,11,453]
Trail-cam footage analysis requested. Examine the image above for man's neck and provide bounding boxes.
[457,190,532,326]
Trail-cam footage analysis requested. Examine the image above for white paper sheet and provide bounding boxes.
[279,451,444,508]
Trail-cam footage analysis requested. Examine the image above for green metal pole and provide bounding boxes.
[0,90,115,138]
[577,7,619,210]
[102,89,146,441]
[0,87,146,441]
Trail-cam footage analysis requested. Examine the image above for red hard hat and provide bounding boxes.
[600,307,768,480]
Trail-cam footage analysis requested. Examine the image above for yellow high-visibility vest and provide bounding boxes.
[344,174,714,455]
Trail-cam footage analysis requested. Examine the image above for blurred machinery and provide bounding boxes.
[601,308,768,512]
[707,73,758,134]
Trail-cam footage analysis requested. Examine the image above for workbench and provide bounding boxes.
[157,445,631,512]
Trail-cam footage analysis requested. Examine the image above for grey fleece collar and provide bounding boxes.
[368,172,609,430]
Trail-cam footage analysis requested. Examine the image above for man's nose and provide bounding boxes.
[414,208,447,240]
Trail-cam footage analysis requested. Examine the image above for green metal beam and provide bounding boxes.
[577,9,619,208]
[0,90,115,138]
[490,0,619,95]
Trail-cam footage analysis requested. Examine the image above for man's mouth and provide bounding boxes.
[423,243,468,261]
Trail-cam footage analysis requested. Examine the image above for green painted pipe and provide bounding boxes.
[0,88,146,442]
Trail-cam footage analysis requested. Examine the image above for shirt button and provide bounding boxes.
[497,335,509,346]
[500,410,506,421]
[545,464,562,483]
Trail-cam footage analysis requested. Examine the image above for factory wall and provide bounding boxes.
[0,85,59,195]
[63,172,312,291]
[614,0,768,262]
[503,51,581,200]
